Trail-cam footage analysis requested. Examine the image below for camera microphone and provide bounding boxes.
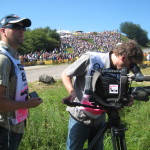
[131,75,150,82]
[142,76,150,81]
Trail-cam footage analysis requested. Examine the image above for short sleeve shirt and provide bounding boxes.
[64,52,110,126]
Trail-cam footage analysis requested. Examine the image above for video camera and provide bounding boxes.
[63,64,150,110]
[90,64,150,109]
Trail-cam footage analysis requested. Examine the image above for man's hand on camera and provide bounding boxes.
[69,90,77,102]
[62,90,77,107]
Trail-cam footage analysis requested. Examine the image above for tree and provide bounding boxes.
[120,22,148,46]
[18,27,61,54]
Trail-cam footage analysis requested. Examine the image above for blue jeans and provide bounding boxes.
[0,126,23,150]
[66,115,105,150]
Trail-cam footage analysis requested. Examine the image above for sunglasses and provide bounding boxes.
[4,24,26,31]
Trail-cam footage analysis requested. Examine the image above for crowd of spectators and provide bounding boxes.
[19,51,76,63]
[60,30,121,54]
[19,30,122,63]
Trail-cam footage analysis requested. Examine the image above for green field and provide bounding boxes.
[19,68,150,150]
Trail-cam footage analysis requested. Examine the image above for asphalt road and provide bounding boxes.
[25,64,70,82]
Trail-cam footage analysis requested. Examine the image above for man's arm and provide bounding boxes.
[61,54,90,102]
[61,71,76,102]
[0,85,42,112]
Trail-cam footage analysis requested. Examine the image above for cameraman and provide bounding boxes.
[61,40,144,150]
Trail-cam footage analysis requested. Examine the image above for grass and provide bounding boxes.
[65,48,73,53]
[19,68,150,150]
[121,35,129,42]
[80,38,94,43]
[20,81,69,150]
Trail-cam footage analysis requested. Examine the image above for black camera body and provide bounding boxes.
[96,73,120,100]
[90,65,150,109]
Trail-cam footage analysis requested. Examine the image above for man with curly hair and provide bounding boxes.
[61,40,143,150]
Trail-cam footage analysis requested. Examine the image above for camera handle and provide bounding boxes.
[84,109,128,150]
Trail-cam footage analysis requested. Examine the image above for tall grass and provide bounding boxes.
[19,68,150,150]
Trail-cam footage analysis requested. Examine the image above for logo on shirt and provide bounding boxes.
[93,63,100,70]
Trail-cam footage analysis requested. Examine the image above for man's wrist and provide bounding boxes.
[69,90,74,95]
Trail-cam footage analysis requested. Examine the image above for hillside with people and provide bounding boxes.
[19,29,150,67]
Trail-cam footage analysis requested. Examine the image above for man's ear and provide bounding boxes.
[0,28,5,34]
[121,55,126,61]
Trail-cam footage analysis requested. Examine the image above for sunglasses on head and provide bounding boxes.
[4,24,26,31]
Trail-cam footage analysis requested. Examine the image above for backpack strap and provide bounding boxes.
[92,70,101,92]
[0,52,15,80]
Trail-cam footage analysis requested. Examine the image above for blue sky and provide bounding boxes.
[1,0,150,38]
